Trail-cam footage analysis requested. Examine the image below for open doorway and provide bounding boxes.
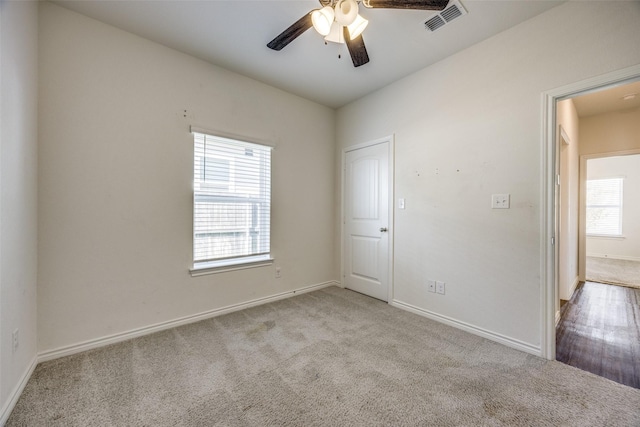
[542,66,640,362]
[584,154,640,288]
[553,80,640,388]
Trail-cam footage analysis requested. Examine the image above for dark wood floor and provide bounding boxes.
[556,281,640,389]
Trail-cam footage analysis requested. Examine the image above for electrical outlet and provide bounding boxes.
[275,267,282,279]
[12,329,19,352]
[491,194,510,209]
[436,281,446,295]
[427,280,436,293]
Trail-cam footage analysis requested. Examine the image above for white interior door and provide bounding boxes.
[343,141,390,301]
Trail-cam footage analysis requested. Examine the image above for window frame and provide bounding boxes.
[189,127,274,276]
[585,177,624,238]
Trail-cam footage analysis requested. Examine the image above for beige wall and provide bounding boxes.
[336,1,640,352]
[556,99,580,301]
[0,0,39,422]
[19,0,640,374]
[38,3,336,353]
[580,107,640,156]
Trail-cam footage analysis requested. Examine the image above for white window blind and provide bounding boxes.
[193,132,271,267]
[586,177,623,236]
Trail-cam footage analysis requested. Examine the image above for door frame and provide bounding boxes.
[341,135,395,303]
[541,64,640,360]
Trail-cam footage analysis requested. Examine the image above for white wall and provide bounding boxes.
[38,3,336,353]
[0,0,39,422]
[586,154,640,261]
[556,99,580,301]
[336,2,640,351]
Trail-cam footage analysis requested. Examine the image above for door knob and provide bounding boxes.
[380,227,388,232]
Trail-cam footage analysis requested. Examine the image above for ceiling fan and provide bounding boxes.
[267,0,450,67]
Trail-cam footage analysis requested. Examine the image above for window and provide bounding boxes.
[192,131,272,272]
[586,177,623,236]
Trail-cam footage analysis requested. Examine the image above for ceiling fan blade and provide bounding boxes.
[343,27,370,68]
[362,0,449,10]
[267,13,313,51]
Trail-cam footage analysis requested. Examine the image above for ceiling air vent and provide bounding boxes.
[424,0,467,32]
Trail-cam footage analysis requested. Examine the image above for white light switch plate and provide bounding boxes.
[398,198,405,209]
[491,194,510,209]
[427,280,436,293]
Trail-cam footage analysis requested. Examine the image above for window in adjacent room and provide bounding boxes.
[192,130,272,273]
[586,177,623,237]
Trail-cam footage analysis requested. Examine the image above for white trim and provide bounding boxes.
[37,281,338,363]
[0,355,37,426]
[340,150,346,287]
[541,64,640,361]
[556,278,578,327]
[568,276,580,300]
[587,253,640,262]
[343,135,393,153]
[190,256,274,276]
[387,136,396,303]
[189,125,276,149]
[541,88,556,360]
[549,66,640,102]
[581,149,640,161]
[579,154,588,282]
[391,299,541,356]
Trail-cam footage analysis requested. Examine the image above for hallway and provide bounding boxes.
[556,281,640,389]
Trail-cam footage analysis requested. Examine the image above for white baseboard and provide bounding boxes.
[587,253,640,262]
[390,299,541,357]
[568,276,580,299]
[38,281,338,363]
[0,355,37,426]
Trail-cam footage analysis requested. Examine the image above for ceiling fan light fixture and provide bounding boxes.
[335,0,358,26]
[324,22,345,44]
[312,6,335,36]
[347,14,368,39]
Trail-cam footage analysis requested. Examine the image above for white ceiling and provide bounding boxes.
[51,0,563,109]
[572,80,640,117]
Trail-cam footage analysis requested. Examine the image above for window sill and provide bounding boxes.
[190,255,274,277]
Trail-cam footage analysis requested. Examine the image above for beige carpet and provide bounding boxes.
[8,287,640,426]
[586,256,640,289]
